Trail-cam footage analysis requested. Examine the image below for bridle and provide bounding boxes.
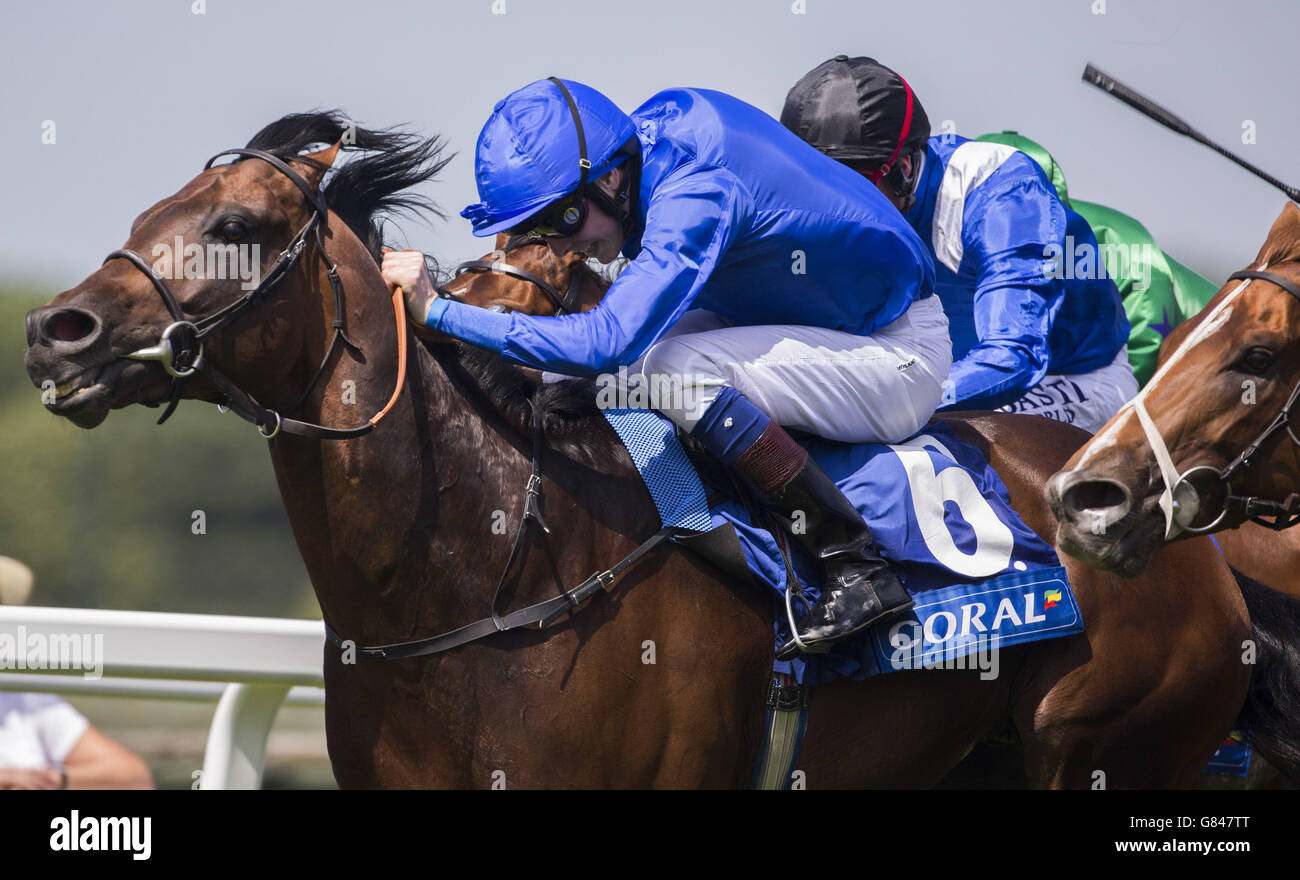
[435,235,582,316]
[104,147,408,440]
[1137,266,1300,535]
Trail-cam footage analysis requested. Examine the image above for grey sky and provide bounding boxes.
[2,0,1295,291]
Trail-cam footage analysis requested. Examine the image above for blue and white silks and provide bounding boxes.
[906,136,1130,410]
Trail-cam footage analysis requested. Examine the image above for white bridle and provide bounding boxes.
[1083,270,1262,540]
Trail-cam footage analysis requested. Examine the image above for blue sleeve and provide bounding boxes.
[430,167,751,376]
[941,164,1066,410]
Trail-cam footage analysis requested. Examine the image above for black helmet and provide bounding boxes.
[781,55,930,191]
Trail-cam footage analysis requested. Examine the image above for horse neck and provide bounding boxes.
[261,223,549,643]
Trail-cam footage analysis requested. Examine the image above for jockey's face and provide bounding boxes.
[867,153,914,213]
[544,167,625,264]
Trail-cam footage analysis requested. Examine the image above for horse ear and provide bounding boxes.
[1255,201,1300,267]
[292,141,342,189]
[562,249,590,269]
[494,232,511,250]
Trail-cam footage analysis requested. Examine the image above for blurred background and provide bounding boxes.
[1,0,1295,788]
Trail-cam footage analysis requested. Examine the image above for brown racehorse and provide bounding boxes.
[1048,202,1300,779]
[22,112,1281,788]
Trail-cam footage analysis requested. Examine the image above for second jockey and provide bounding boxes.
[382,77,951,659]
[975,130,1219,387]
[782,56,1138,433]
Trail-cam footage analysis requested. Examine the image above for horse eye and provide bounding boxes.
[1240,347,1274,375]
[219,219,248,242]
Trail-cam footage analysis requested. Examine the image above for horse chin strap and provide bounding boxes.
[105,147,409,440]
[1135,267,1300,537]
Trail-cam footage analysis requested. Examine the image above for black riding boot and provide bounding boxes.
[715,415,912,659]
[769,457,913,659]
[729,422,912,661]
[768,456,913,659]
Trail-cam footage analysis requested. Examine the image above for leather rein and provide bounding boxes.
[104,147,407,439]
[324,406,682,660]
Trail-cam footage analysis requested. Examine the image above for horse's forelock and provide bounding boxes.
[241,110,450,263]
[244,110,352,156]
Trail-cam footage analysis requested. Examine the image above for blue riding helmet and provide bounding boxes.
[461,78,638,237]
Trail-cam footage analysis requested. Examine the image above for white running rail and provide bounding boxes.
[0,605,326,790]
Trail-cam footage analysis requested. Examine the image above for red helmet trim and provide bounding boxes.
[866,75,915,184]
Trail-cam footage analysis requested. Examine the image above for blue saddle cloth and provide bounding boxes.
[602,409,1083,685]
[1203,733,1253,777]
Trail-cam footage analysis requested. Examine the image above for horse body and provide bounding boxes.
[21,114,1256,787]
[142,213,773,787]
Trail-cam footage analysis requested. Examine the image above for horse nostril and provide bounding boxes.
[1072,481,1127,511]
[43,309,98,343]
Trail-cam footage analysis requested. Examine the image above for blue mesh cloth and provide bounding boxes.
[601,408,713,532]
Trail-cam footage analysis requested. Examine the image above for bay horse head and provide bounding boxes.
[24,111,447,434]
[432,233,608,317]
[1048,202,1300,576]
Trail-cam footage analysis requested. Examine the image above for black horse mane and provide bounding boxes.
[453,343,602,432]
[243,110,451,261]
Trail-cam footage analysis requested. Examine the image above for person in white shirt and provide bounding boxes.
[0,555,153,790]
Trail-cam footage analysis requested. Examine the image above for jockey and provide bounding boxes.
[382,77,952,659]
[975,131,1219,387]
[782,56,1137,432]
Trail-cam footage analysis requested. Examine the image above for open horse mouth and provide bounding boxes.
[30,357,170,429]
[46,360,115,403]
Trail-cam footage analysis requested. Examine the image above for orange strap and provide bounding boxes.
[368,282,409,426]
